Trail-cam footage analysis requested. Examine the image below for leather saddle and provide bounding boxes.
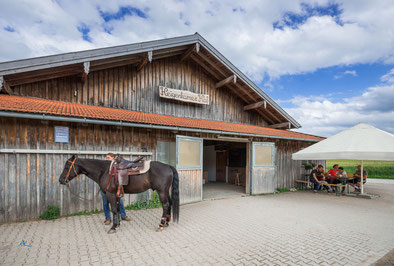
[115,156,146,176]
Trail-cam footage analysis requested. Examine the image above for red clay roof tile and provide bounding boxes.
[0,95,323,141]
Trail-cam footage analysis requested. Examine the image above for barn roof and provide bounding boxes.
[0,33,300,129]
[0,95,323,142]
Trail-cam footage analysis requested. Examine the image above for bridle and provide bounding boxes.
[62,157,96,202]
[65,157,78,185]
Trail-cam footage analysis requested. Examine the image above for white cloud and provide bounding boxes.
[334,69,357,79]
[0,0,394,81]
[287,84,394,137]
[344,70,357,76]
[380,68,394,84]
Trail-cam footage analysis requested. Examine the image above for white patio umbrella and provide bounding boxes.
[292,123,394,194]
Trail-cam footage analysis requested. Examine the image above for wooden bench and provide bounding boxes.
[295,179,346,196]
[295,179,313,189]
[324,183,346,196]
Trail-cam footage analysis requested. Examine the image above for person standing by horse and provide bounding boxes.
[100,153,130,224]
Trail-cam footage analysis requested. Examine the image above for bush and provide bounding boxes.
[39,205,60,220]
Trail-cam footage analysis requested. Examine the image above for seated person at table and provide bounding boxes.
[309,165,332,193]
[327,164,341,185]
[336,167,347,178]
[349,165,368,192]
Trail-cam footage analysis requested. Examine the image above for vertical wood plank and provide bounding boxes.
[0,154,5,223]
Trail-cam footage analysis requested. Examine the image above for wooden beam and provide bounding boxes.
[180,44,197,61]
[8,70,82,86]
[0,76,13,94]
[264,106,283,123]
[244,101,265,111]
[6,65,80,82]
[233,82,256,102]
[137,54,149,71]
[190,54,221,80]
[215,75,236,88]
[268,122,291,129]
[195,52,227,77]
[90,59,140,72]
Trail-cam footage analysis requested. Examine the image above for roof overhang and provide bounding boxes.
[0,33,301,129]
[0,95,322,142]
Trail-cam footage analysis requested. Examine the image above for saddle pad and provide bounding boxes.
[127,160,151,175]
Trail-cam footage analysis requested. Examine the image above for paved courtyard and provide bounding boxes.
[1,179,393,266]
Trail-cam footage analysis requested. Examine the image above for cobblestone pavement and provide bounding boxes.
[1,180,393,266]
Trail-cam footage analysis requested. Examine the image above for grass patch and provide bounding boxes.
[327,160,394,179]
[125,191,162,210]
[276,188,290,193]
[39,205,60,220]
[65,209,103,217]
[39,191,163,221]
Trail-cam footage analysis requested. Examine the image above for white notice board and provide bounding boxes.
[54,126,69,143]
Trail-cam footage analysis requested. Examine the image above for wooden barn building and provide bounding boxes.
[0,33,322,222]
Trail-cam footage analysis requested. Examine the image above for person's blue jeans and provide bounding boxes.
[100,191,127,220]
[310,179,321,191]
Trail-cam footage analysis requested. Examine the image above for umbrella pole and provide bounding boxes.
[360,160,364,194]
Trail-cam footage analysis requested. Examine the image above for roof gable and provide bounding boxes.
[0,33,300,129]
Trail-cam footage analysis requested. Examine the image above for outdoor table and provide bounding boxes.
[338,177,355,194]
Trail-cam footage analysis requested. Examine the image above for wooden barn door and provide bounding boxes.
[176,136,203,204]
[250,142,276,194]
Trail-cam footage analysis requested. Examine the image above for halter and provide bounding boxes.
[65,157,78,184]
[63,157,97,201]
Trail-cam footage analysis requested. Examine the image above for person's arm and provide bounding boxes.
[321,171,326,181]
[313,172,321,183]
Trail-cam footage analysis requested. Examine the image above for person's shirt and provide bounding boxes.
[310,169,324,181]
[327,169,338,179]
[355,169,368,178]
[337,170,347,178]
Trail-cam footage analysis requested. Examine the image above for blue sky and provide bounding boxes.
[270,63,394,107]
[0,0,393,137]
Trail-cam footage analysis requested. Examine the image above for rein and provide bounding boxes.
[107,163,118,191]
[64,158,99,202]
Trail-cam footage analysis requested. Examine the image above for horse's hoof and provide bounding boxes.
[156,226,164,232]
[107,229,116,234]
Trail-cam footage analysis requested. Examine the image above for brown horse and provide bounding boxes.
[59,155,179,233]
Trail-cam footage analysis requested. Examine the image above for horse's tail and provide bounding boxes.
[170,166,179,223]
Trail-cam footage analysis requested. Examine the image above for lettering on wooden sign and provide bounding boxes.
[159,86,209,105]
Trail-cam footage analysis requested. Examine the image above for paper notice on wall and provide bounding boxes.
[54,126,69,143]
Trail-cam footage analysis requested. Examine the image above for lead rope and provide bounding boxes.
[65,158,99,202]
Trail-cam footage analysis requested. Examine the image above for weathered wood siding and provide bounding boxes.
[0,117,318,222]
[0,117,164,222]
[274,140,324,189]
[178,169,202,204]
[12,58,268,127]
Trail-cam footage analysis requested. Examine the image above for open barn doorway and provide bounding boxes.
[203,139,247,200]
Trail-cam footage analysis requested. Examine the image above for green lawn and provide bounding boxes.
[326,160,394,179]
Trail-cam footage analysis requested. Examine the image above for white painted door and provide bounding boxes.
[176,136,203,204]
[250,142,276,194]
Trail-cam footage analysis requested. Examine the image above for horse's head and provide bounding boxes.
[59,155,80,185]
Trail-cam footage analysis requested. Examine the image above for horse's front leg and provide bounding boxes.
[107,192,120,234]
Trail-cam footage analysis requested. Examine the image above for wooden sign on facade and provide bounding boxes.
[159,86,209,105]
